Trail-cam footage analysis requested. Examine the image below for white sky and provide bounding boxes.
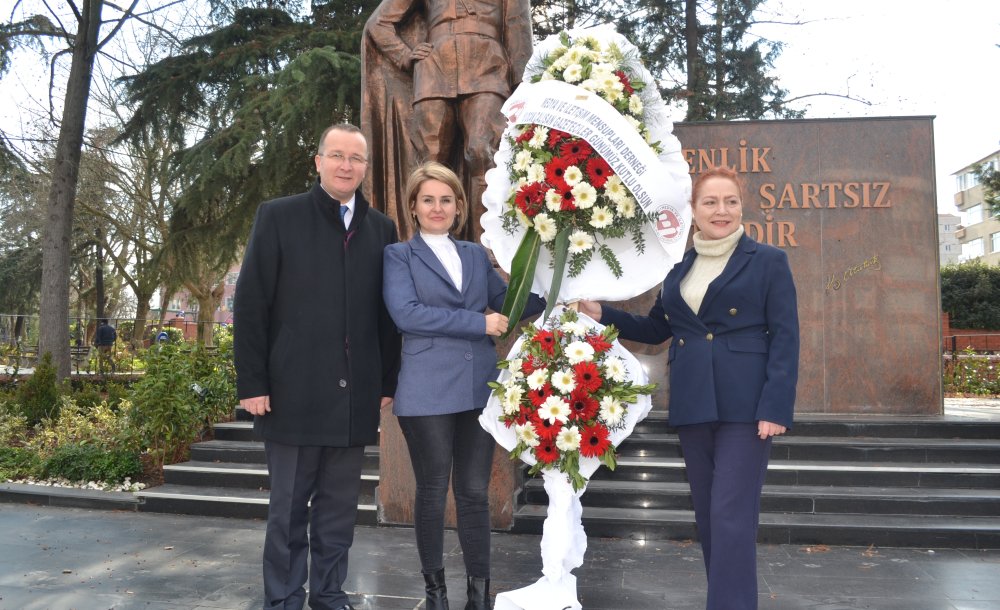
[754,0,1000,213]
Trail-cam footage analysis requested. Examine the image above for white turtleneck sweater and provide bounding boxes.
[679,225,744,315]
[421,231,463,290]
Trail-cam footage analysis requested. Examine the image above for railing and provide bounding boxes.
[943,334,1000,354]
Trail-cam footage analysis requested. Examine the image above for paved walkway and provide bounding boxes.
[2,503,999,610]
[1,398,998,609]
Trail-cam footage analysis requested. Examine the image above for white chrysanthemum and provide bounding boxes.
[567,230,594,255]
[515,422,540,448]
[565,340,595,364]
[589,205,614,229]
[550,369,577,394]
[604,175,628,203]
[527,368,549,391]
[516,209,532,229]
[603,86,623,104]
[560,320,587,337]
[527,163,546,184]
[599,395,625,425]
[590,62,615,81]
[514,150,533,171]
[545,188,563,212]
[572,182,597,209]
[533,213,558,242]
[629,94,643,115]
[502,386,523,415]
[507,358,525,379]
[603,355,628,383]
[617,196,637,219]
[528,127,549,149]
[563,165,583,186]
[565,46,588,64]
[555,426,582,452]
[580,79,599,93]
[538,396,570,424]
[563,63,584,83]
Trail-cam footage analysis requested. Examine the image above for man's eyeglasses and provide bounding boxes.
[322,152,368,167]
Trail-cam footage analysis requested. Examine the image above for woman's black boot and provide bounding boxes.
[464,576,490,610]
[423,568,449,610]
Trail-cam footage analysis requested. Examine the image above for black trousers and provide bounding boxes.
[262,441,364,610]
[398,409,495,578]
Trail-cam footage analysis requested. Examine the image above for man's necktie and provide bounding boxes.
[340,205,348,223]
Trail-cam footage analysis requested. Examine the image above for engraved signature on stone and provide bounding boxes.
[826,254,881,292]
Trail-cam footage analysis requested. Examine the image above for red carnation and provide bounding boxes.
[544,157,572,191]
[533,328,558,355]
[579,423,612,458]
[615,70,635,95]
[515,126,535,145]
[535,441,560,464]
[573,361,603,393]
[559,138,593,164]
[547,129,571,148]
[567,389,600,422]
[528,382,553,407]
[585,334,613,354]
[586,156,614,189]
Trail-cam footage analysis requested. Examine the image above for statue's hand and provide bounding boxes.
[407,42,432,70]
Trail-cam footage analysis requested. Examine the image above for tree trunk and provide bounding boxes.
[37,0,104,379]
[684,0,704,121]
[131,288,154,348]
[95,229,106,321]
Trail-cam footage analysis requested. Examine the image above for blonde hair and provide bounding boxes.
[403,162,468,236]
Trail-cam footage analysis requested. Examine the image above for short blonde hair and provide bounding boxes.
[403,162,468,236]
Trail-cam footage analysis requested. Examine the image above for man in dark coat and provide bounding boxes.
[233,123,401,610]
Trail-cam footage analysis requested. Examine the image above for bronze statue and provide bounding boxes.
[362,0,532,241]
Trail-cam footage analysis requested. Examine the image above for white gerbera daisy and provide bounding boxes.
[567,230,594,255]
[502,386,523,415]
[516,208,532,229]
[556,426,582,452]
[572,182,598,209]
[589,205,614,229]
[507,358,525,379]
[526,368,549,390]
[545,188,563,212]
[533,213,558,242]
[563,165,584,186]
[515,422,540,448]
[603,355,627,383]
[565,340,595,364]
[629,94,643,115]
[617,196,637,219]
[604,175,627,203]
[563,63,584,83]
[599,396,625,425]
[580,79,599,93]
[513,149,533,171]
[550,369,577,394]
[527,163,546,184]
[539,396,570,424]
[560,320,587,337]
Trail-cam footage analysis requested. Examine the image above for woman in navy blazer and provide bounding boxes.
[383,162,541,610]
[581,166,799,610]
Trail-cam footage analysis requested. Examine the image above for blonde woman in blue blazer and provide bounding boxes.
[383,162,542,610]
[580,166,799,610]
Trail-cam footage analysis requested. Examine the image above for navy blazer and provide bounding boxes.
[384,234,536,416]
[602,234,799,428]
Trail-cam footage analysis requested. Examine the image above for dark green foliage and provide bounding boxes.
[41,444,142,484]
[128,339,237,467]
[68,380,129,412]
[0,446,41,480]
[943,350,1000,396]
[16,353,64,425]
[941,262,1000,329]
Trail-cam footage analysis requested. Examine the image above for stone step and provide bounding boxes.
[135,483,378,525]
[587,455,1000,488]
[521,478,1000,517]
[618,433,1000,463]
[162,461,379,494]
[509,503,1000,549]
[631,413,1000,439]
[189,440,379,471]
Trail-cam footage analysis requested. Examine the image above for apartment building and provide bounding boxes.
[954,148,1000,265]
